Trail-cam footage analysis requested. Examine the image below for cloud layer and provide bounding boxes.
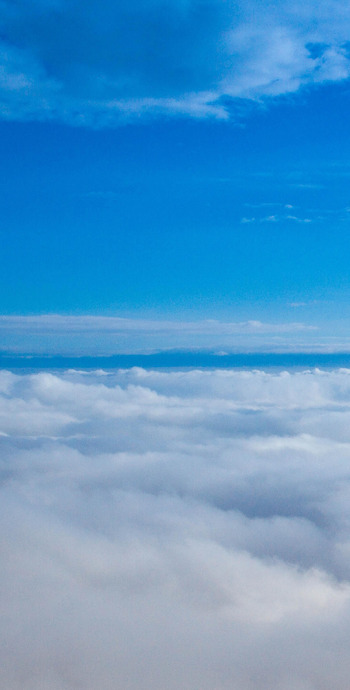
[0,314,317,355]
[2,0,350,124]
[2,366,350,688]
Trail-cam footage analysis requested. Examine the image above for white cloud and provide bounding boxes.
[2,367,350,687]
[1,0,350,124]
[290,300,324,308]
[241,210,314,224]
[286,214,313,223]
[0,314,316,354]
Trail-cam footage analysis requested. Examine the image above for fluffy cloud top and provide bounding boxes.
[2,366,350,688]
[1,0,350,124]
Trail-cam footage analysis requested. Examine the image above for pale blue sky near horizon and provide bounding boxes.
[2,0,350,353]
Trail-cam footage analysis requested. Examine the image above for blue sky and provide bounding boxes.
[2,0,350,352]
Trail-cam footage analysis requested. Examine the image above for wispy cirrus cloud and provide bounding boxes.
[1,0,350,125]
[241,213,312,223]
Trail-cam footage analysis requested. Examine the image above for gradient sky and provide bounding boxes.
[2,0,350,351]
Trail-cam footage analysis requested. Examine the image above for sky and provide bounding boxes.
[2,0,350,351]
[4,6,350,688]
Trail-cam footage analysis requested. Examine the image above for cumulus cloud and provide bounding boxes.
[2,366,350,688]
[1,0,350,124]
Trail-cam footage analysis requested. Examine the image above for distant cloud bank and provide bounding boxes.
[0,313,319,355]
[2,366,350,688]
[1,0,350,124]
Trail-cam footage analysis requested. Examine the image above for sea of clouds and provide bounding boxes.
[2,366,350,689]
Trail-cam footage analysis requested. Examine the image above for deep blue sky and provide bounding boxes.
[2,85,350,318]
[2,0,350,352]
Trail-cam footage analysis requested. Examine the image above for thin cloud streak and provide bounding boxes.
[0,314,317,355]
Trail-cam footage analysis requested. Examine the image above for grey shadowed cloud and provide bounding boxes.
[2,367,350,688]
[1,0,350,124]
